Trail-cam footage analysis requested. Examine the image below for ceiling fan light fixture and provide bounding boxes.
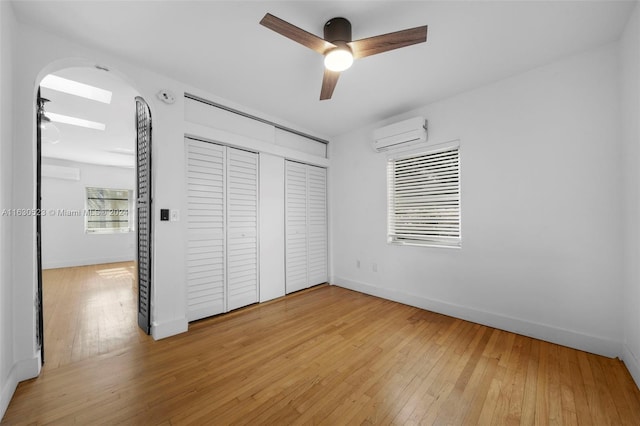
[324,46,353,72]
[40,118,61,144]
[37,97,61,144]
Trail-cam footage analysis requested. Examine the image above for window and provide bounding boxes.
[387,144,461,247]
[85,187,133,233]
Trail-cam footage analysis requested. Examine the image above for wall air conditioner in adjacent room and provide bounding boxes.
[41,164,80,181]
[373,116,428,152]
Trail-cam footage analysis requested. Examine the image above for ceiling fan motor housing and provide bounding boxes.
[324,17,352,43]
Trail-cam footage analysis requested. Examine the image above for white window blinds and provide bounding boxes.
[85,187,133,234]
[387,145,461,247]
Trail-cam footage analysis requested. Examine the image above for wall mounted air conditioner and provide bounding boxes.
[41,164,80,181]
[373,116,427,152]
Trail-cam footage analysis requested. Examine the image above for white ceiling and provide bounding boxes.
[40,67,138,167]
[14,0,637,144]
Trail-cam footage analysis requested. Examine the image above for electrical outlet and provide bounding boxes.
[170,209,180,222]
[356,259,361,268]
[372,263,378,272]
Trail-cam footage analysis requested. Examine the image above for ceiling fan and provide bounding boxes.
[260,13,428,100]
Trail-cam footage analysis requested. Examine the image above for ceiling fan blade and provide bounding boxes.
[348,25,427,59]
[260,13,335,55]
[320,69,341,100]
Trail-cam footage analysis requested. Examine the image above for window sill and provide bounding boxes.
[86,230,134,235]
[388,240,461,249]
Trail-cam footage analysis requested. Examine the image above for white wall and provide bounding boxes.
[7,15,330,411]
[41,158,135,269]
[5,4,634,422]
[330,43,624,358]
[0,0,16,419]
[259,153,286,302]
[10,21,201,381]
[621,3,640,386]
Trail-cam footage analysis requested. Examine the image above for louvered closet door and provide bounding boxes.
[226,148,259,311]
[285,161,308,293]
[186,139,226,321]
[307,166,328,285]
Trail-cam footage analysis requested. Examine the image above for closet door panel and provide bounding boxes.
[285,161,308,293]
[186,139,226,321]
[307,166,328,285]
[227,148,259,311]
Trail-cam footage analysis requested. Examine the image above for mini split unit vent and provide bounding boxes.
[373,116,427,152]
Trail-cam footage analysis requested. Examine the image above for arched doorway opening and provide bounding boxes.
[36,65,152,368]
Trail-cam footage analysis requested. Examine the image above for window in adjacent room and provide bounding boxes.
[85,187,134,233]
[387,144,461,247]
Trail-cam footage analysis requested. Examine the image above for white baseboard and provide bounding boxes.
[0,370,17,421]
[622,344,640,389]
[14,355,41,382]
[43,256,135,270]
[152,317,188,340]
[1,355,40,420]
[334,277,621,358]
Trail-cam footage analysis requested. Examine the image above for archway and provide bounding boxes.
[35,64,152,367]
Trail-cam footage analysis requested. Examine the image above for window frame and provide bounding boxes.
[85,186,135,234]
[387,141,461,248]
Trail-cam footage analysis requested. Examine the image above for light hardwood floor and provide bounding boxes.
[40,262,147,370]
[3,265,640,424]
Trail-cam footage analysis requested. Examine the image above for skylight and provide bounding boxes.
[47,112,106,131]
[40,75,113,104]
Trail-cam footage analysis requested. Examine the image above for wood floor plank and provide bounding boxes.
[41,262,142,370]
[557,346,580,426]
[476,331,518,424]
[609,358,640,425]
[3,264,640,424]
[535,340,550,424]
[546,343,563,425]
[578,349,611,425]
[432,326,491,424]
